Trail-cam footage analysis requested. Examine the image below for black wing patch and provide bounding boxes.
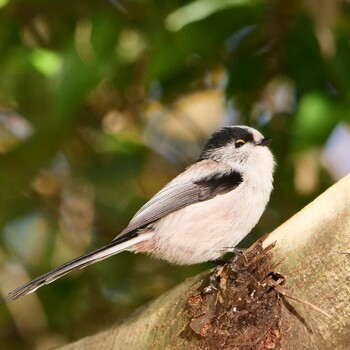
[111,168,243,242]
[195,170,243,200]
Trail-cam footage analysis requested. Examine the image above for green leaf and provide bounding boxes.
[293,92,349,150]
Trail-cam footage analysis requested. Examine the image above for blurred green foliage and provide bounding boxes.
[1,0,350,349]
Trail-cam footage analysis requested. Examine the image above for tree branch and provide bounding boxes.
[60,174,350,350]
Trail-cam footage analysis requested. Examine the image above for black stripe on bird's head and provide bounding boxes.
[198,126,255,160]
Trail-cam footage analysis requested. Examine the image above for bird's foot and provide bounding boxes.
[203,248,247,294]
[203,264,225,294]
[218,246,246,265]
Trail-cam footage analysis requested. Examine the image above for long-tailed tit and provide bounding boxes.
[3,125,275,302]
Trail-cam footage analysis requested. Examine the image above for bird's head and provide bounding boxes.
[198,125,275,175]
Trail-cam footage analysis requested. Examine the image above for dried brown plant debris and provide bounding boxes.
[187,237,283,350]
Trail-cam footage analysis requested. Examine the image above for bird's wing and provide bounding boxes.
[112,160,243,242]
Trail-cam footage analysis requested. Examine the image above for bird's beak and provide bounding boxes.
[258,138,272,147]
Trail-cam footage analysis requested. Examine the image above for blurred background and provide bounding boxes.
[0,0,350,348]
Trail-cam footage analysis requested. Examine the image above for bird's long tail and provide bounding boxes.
[2,233,149,303]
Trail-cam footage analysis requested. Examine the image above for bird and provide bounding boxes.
[3,125,275,302]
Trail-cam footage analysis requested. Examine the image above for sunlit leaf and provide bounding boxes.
[30,49,62,77]
[0,0,9,8]
[165,0,261,31]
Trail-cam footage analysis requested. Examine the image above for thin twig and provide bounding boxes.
[274,285,332,318]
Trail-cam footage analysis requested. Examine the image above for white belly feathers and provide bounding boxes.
[149,180,270,265]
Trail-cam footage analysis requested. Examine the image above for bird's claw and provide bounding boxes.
[220,247,246,264]
[203,264,225,294]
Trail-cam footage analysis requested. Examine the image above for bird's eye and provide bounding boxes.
[235,139,245,148]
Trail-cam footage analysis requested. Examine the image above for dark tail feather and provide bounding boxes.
[1,233,145,303]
